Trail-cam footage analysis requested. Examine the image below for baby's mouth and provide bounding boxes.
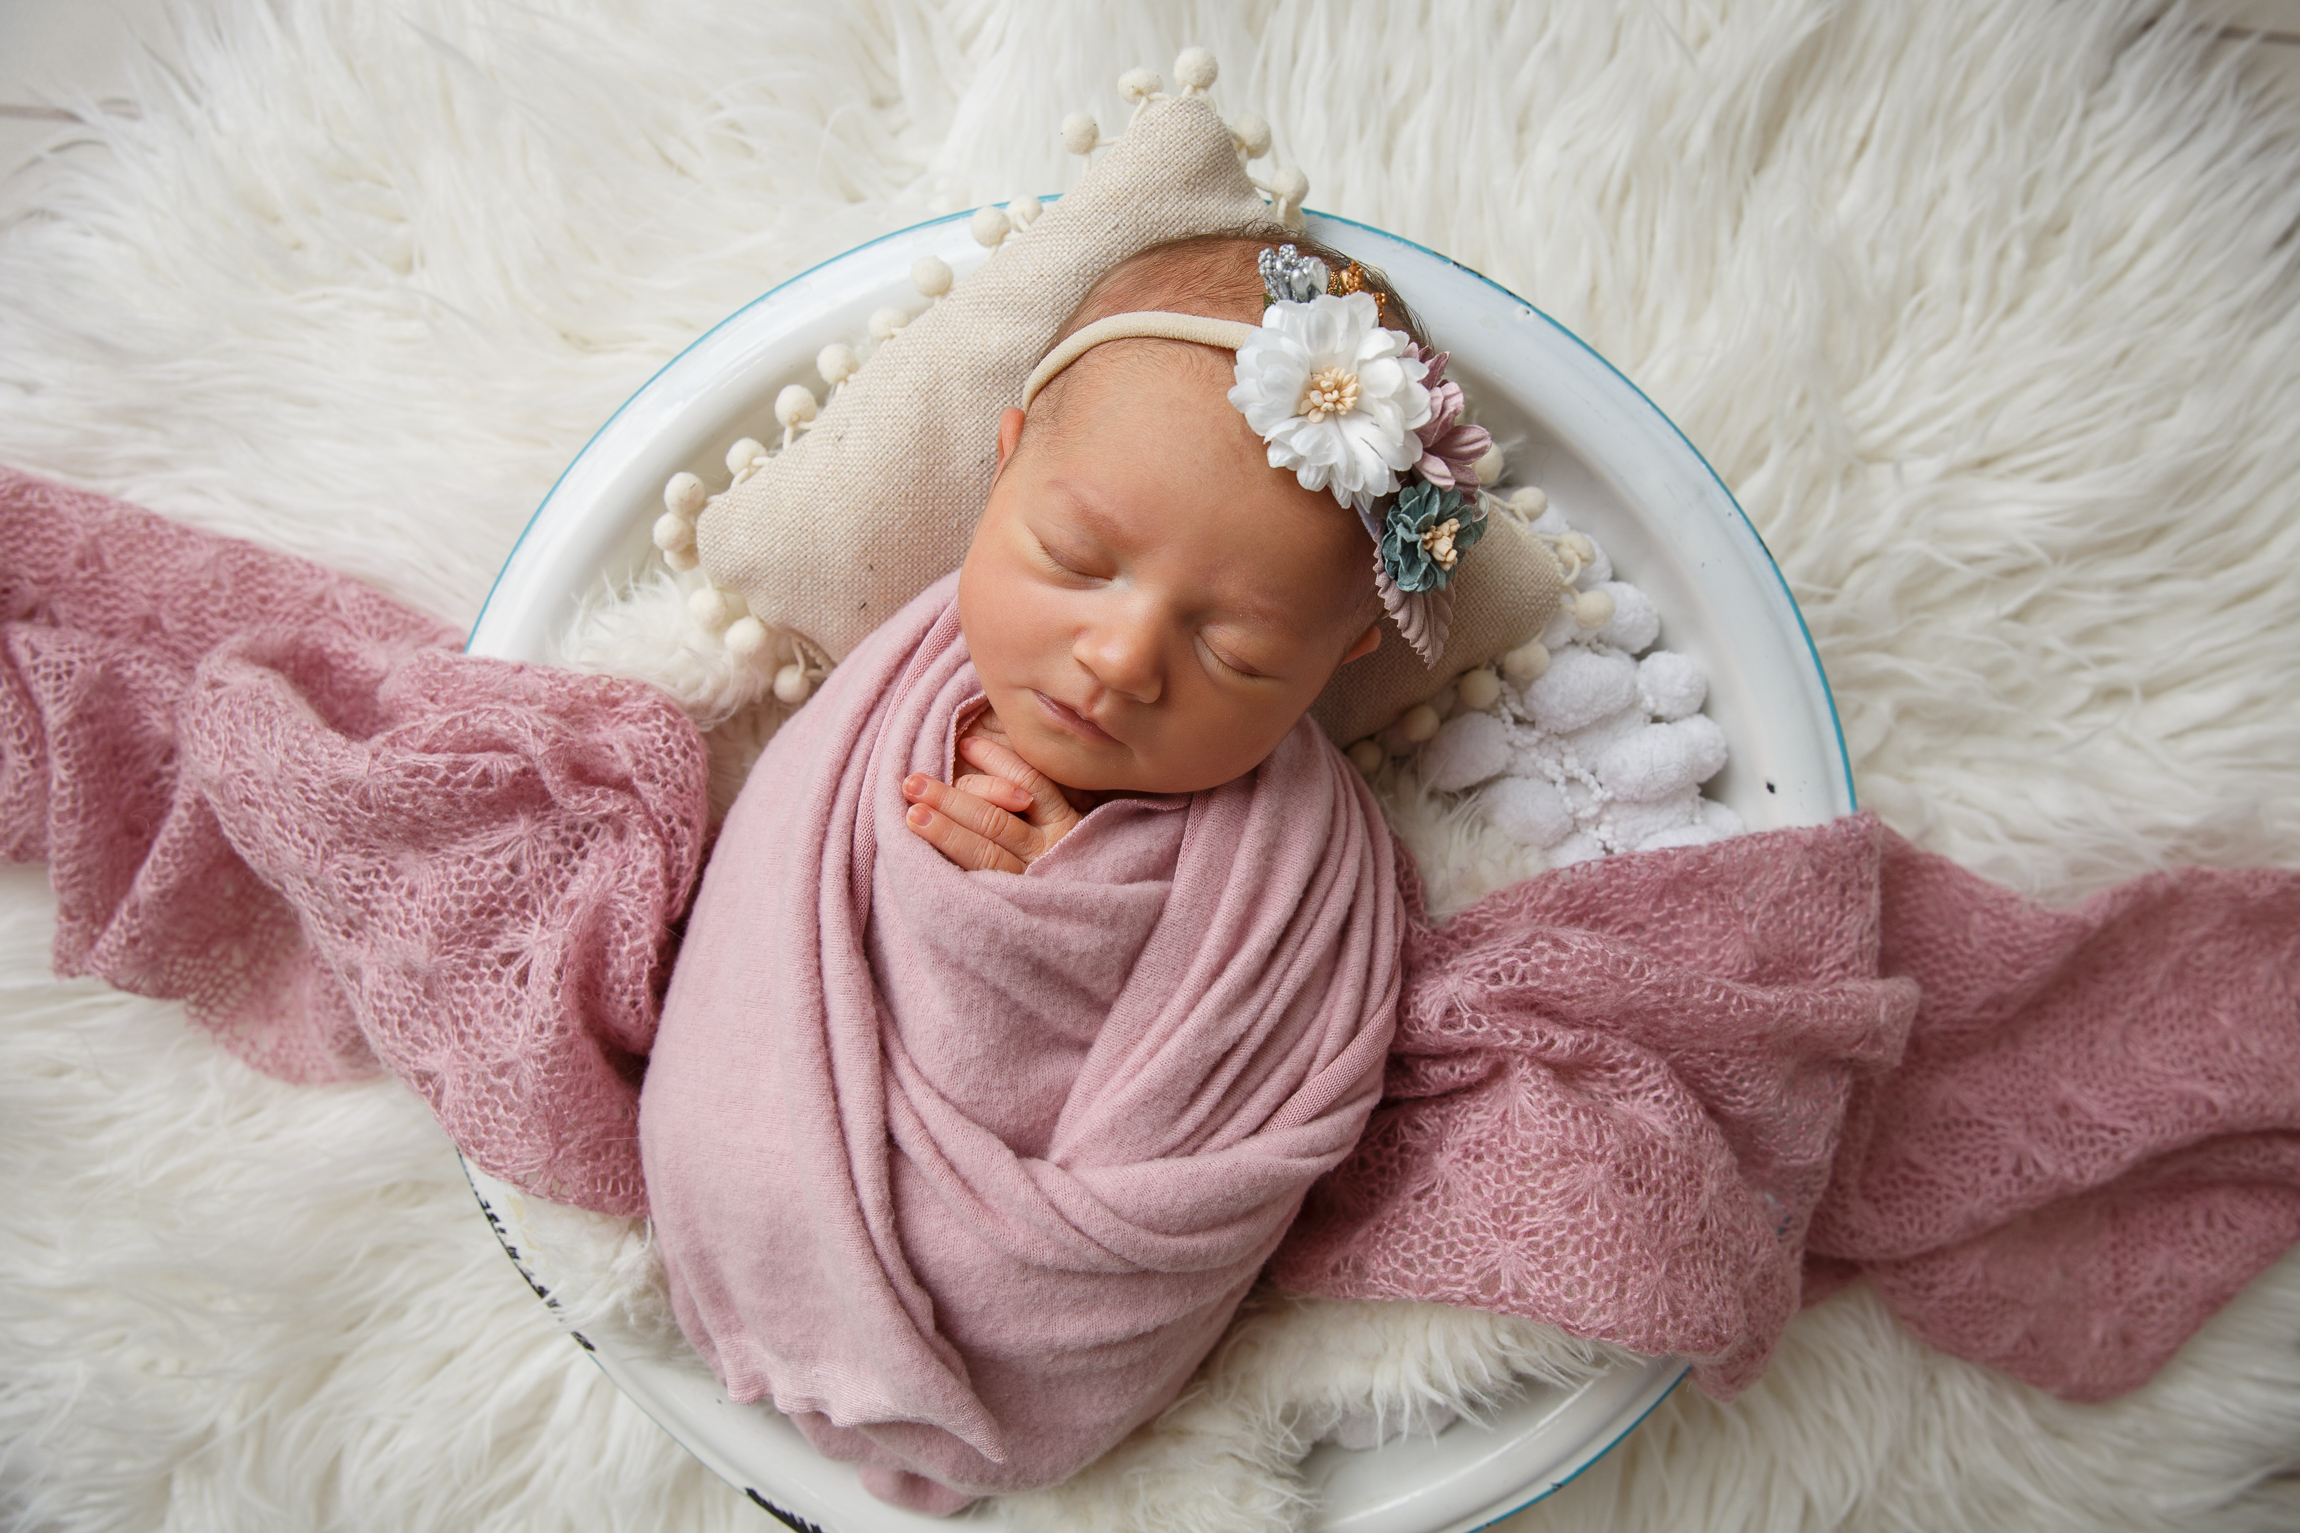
[1033,690,1117,746]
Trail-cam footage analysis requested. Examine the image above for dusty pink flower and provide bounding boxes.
[1407,345,1492,491]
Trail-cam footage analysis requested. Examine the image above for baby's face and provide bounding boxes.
[958,347,1379,796]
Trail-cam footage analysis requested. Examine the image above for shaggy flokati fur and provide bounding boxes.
[4,1,2298,1530]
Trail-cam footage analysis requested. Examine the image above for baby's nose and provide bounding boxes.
[1076,611,1163,704]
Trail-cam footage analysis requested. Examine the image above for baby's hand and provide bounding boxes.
[902,732,1086,874]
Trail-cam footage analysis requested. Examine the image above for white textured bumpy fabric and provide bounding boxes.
[3,2,2298,1532]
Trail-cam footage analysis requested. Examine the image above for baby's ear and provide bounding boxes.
[1342,623,1381,664]
[994,407,1027,477]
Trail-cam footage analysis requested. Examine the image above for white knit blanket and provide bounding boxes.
[5,3,2298,1530]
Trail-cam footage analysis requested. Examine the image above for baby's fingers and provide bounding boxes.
[902,801,1026,874]
[902,774,1034,868]
[958,735,1079,833]
[953,772,1032,814]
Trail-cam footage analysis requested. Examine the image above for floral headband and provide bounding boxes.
[1018,244,1493,661]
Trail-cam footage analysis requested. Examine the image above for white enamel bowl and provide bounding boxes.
[464,208,1854,1533]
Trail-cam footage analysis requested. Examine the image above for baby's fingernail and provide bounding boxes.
[906,804,932,827]
[902,774,925,795]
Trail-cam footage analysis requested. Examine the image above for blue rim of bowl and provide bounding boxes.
[465,203,1849,1525]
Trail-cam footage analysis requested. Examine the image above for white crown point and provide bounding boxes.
[1118,67,1161,103]
[1173,48,1217,93]
[1060,113,1100,156]
[724,438,766,475]
[1472,444,1506,484]
[1005,195,1042,229]
[652,511,695,555]
[1230,111,1272,159]
[868,306,910,340]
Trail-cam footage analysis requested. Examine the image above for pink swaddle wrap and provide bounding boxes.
[638,573,1402,1506]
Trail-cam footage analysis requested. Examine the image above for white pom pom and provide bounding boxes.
[1506,485,1548,518]
[970,205,1011,249]
[1346,739,1383,776]
[1397,703,1442,743]
[724,437,766,474]
[724,616,769,656]
[910,255,953,298]
[1267,165,1310,227]
[1420,711,1512,793]
[1593,581,1660,654]
[1522,646,1638,734]
[662,471,706,518]
[1472,445,1505,484]
[1118,67,1162,103]
[663,545,700,573]
[773,661,814,704]
[868,306,910,340]
[816,343,859,387]
[1487,776,1575,849]
[687,585,745,632]
[1594,715,1728,803]
[1005,195,1042,229]
[1060,113,1101,155]
[1173,47,1218,92]
[1455,667,1503,711]
[652,511,695,554]
[774,384,818,429]
[1229,111,1273,159]
[1501,640,1550,683]
[1638,651,1707,721]
[1573,588,1616,630]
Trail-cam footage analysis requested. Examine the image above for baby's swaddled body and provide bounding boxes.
[638,573,1401,1506]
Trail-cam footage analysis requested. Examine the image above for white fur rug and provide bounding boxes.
[5,1,2299,1529]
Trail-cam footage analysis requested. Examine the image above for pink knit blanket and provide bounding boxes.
[0,467,706,1215]
[638,572,1403,1508]
[8,469,2300,1491]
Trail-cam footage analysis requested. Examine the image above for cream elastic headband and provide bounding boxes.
[1019,311,1256,409]
[1013,245,1496,662]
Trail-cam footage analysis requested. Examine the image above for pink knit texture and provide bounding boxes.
[0,468,708,1214]
[640,573,1402,1503]
[9,467,2298,1430]
[1272,819,2300,1399]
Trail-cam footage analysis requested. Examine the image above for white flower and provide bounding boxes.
[1227,293,1431,510]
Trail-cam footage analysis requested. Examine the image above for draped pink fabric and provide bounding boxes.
[1271,820,2300,1400]
[9,467,2300,1493]
[637,572,1403,1503]
[0,467,707,1214]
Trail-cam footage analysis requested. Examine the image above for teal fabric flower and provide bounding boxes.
[1380,482,1485,594]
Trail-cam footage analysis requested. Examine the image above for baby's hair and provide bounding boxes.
[1021,228,1429,449]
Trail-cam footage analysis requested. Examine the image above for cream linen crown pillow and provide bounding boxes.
[695,91,1564,747]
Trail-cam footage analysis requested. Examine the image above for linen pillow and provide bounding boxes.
[694,89,1564,746]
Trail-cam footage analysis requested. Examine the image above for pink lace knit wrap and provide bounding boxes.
[638,573,1402,1507]
[9,467,2299,1466]
[1272,819,2300,1400]
[0,468,707,1214]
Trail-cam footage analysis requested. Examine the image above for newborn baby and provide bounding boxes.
[639,232,1477,1511]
